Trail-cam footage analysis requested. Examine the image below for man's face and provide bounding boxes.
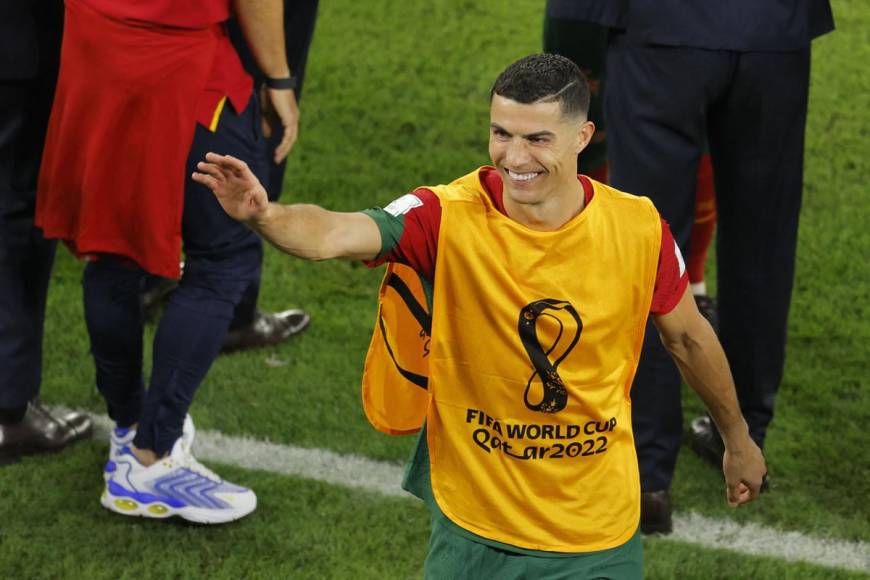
[488,94,591,207]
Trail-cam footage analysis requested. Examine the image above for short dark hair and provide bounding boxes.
[490,53,590,118]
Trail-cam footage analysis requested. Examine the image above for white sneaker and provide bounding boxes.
[104,414,194,481]
[101,425,254,524]
[104,426,136,482]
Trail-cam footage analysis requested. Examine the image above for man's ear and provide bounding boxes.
[576,120,596,155]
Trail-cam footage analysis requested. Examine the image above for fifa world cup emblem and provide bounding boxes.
[517,299,582,414]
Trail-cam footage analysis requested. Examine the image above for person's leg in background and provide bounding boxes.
[689,48,811,460]
[688,151,719,328]
[1,181,92,462]
[605,34,729,534]
[99,96,267,524]
[137,95,267,458]
[82,257,146,433]
[142,0,320,352]
[220,0,320,352]
[0,2,92,464]
[542,16,609,182]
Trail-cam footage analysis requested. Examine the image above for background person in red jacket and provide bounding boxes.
[36,0,298,524]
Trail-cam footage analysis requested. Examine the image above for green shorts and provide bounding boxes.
[423,516,643,580]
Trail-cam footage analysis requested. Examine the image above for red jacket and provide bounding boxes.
[36,0,250,278]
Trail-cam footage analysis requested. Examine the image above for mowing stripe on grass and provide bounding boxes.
[73,408,868,573]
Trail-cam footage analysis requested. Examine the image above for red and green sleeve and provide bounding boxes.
[363,171,687,315]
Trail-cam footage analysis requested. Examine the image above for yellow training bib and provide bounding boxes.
[360,167,662,551]
[426,168,660,552]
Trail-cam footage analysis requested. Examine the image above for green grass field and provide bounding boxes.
[1,0,868,578]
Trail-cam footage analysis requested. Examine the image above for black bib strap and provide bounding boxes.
[376,270,432,390]
[378,311,429,390]
[385,272,432,336]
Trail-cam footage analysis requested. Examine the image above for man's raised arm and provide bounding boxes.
[192,153,382,261]
[653,287,768,507]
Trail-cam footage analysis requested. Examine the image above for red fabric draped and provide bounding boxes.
[36,0,222,278]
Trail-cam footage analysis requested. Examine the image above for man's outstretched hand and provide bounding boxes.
[192,153,271,225]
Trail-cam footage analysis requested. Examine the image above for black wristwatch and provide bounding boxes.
[265,75,297,91]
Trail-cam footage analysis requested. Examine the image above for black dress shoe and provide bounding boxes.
[221,308,311,353]
[0,401,93,465]
[640,490,673,535]
[688,415,725,468]
[693,294,719,333]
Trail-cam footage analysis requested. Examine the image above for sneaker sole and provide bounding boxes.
[100,485,256,525]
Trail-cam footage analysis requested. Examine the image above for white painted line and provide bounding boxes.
[68,408,869,573]
[670,512,869,573]
[83,409,409,498]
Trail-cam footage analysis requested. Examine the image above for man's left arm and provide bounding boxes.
[652,287,768,507]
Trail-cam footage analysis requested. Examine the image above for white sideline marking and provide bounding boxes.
[669,512,869,573]
[72,409,868,573]
[84,410,408,498]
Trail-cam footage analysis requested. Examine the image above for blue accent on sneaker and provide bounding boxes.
[105,461,117,474]
[150,469,236,510]
[107,479,187,509]
[114,427,131,438]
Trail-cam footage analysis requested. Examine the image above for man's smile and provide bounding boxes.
[506,169,544,182]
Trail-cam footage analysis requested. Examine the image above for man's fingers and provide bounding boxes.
[265,87,300,164]
[273,127,297,164]
[740,482,757,504]
[727,481,742,507]
[728,481,762,507]
[195,161,227,181]
[727,481,750,507]
[273,138,290,164]
[191,172,220,192]
[204,151,227,164]
[204,152,250,176]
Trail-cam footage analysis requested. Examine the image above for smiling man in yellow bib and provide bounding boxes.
[192,53,767,579]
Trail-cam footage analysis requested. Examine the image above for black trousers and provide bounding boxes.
[83,96,267,455]
[227,0,320,328]
[0,78,58,411]
[605,34,810,490]
[144,0,321,328]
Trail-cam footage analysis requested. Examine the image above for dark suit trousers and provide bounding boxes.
[605,34,810,490]
[0,83,57,411]
[83,95,267,455]
[229,0,319,328]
